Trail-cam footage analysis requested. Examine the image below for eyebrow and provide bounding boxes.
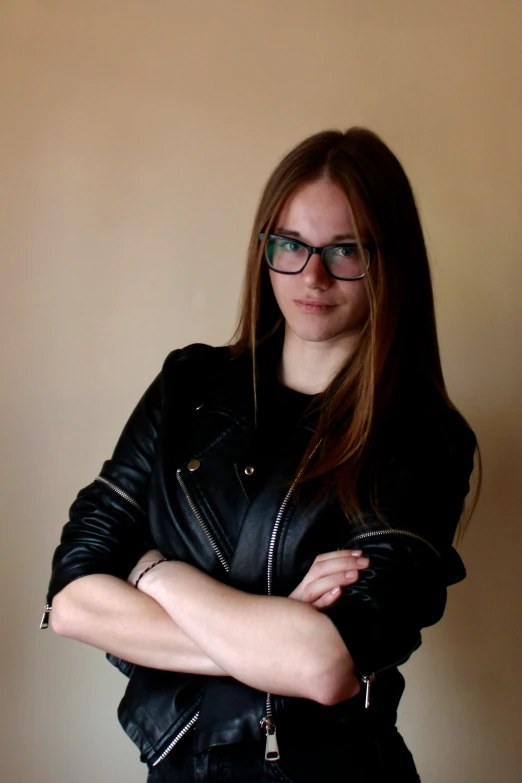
[274,227,357,242]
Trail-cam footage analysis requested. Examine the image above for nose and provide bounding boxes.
[302,252,331,289]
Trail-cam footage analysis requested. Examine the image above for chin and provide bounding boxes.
[283,308,368,345]
[287,322,352,344]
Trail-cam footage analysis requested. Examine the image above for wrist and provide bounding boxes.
[136,559,176,594]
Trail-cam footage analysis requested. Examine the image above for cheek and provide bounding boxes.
[342,280,369,307]
[338,281,370,325]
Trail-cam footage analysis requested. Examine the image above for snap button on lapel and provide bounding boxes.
[244,466,255,475]
[187,459,201,472]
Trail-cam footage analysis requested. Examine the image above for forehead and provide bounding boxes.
[275,179,362,242]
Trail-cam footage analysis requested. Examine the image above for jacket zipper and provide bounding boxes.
[349,528,440,558]
[150,470,230,761]
[261,439,322,762]
[360,637,422,708]
[40,476,146,629]
[151,709,201,767]
[176,469,230,573]
[148,465,233,764]
[91,474,207,763]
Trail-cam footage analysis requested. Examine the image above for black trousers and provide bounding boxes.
[146,727,421,782]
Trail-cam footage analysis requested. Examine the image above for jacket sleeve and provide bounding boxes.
[46,365,167,605]
[322,408,477,678]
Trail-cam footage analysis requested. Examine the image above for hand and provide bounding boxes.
[289,550,369,609]
[127,549,166,587]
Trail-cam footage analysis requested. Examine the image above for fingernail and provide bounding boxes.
[345,570,358,579]
[356,557,369,566]
[350,550,363,556]
[331,586,341,595]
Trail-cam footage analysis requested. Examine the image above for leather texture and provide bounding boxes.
[47,341,476,767]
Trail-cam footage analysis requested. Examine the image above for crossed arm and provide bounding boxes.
[51,549,368,705]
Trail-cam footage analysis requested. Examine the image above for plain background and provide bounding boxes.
[1,1,521,781]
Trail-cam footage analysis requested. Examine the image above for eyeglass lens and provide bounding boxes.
[265,236,367,279]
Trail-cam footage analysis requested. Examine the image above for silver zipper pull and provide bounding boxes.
[260,717,280,761]
[361,673,376,709]
[40,604,51,629]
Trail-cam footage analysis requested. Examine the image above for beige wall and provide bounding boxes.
[1,1,521,781]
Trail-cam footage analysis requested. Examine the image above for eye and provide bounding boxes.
[336,245,357,257]
[279,240,303,253]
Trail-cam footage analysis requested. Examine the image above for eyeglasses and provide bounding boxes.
[259,233,375,281]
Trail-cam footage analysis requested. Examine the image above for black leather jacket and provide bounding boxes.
[46,343,476,769]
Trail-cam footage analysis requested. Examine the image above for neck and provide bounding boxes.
[277,326,359,394]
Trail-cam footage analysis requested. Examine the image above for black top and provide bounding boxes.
[255,377,316,456]
[243,375,317,500]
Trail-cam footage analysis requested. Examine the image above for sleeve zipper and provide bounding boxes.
[43,469,203,764]
[94,475,146,515]
[348,528,441,558]
[361,637,422,708]
[347,529,435,708]
[40,476,146,629]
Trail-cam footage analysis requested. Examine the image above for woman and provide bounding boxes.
[43,128,479,782]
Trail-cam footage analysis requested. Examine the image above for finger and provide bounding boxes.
[312,586,344,609]
[303,570,361,603]
[314,549,363,562]
[310,555,369,580]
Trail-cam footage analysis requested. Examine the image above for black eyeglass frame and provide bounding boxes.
[258,233,376,281]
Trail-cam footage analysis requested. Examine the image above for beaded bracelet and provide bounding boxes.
[135,558,170,588]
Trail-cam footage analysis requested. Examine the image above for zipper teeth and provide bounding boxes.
[266,439,323,596]
[176,470,230,573]
[151,710,200,766]
[264,481,297,723]
[350,528,440,558]
[94,476,146,515]
[266,487,296,597]
[265,439,322,723]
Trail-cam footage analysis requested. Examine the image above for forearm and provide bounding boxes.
[50,574,227,676]
[141,562,359,704]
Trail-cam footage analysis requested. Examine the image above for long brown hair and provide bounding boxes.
[231,128,480,531]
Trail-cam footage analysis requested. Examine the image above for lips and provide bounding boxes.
[294,299,337,313]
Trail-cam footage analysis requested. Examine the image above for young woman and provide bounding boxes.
[43,128,479,782]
